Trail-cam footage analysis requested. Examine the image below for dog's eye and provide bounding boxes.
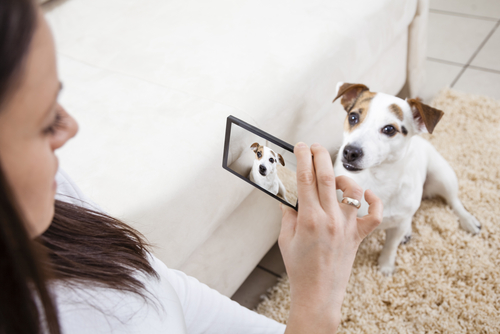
[382,125,397,136]
[257,152,262,158]
[269,158,274,163]
[348,113,359,126]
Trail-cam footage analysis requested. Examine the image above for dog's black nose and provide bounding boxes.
[259,165,267,174]
[343,145,363,163]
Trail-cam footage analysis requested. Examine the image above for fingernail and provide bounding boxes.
[311,143,320,148]
[295,142,307,148]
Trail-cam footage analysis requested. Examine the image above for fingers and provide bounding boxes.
[336,175,364,216]
[278,203,298,247]
[356,189,383,239]
[310,144,338,212]
[294,142,319,209]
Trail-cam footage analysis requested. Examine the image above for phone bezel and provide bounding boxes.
[222,115,298,211]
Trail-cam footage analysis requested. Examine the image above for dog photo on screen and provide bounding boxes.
[226,123,297,206]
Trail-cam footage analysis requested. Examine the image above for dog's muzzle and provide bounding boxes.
[259,164,267,176]
[342,145,363,172]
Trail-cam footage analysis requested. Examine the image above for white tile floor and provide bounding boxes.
[231,0,500,310]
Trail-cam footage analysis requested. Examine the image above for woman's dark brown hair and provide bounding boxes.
[0,1,158,333]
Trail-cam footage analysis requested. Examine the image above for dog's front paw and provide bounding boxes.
[378,254,395,276]
[459,214,481,235]
[379,263,395,276]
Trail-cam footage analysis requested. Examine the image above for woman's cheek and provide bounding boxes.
[22,142,57,237]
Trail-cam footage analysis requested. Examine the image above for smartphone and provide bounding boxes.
[222,115,298,210]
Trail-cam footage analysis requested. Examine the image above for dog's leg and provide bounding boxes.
[401,224,412,245]
[378,220,411,275]
[424,149,481,235]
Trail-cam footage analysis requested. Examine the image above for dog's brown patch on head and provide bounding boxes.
[250,142,264,160]
[343,91,376,132]
[270,151,276,157]
[255,147,264,160]
[389,104,404,121]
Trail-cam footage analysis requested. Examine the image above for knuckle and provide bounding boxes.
[297,170,315,185]
[304,220,318,231]
[317,172,336,186]
[301,212,319,231]
[325,221,338,235]
[350,185,364,200]
[371,212,383,227]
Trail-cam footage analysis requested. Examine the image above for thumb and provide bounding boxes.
[356,189,383,240]
[279,203,297,245]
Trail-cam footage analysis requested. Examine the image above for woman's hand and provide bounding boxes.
[280,143,382,334]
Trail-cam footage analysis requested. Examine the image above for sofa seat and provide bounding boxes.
[44,0,423,296]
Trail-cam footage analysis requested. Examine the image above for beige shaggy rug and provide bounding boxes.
[256,89,500,333]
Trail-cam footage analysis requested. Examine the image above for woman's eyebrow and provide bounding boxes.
[41,82,63,122]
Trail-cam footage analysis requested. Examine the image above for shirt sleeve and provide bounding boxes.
[150,255,286,334]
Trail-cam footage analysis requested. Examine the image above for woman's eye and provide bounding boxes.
[43,112,64,135]
[269,158,274,163]
[348,113,359,126]
[382,125,396,136]
[257,152,262,158]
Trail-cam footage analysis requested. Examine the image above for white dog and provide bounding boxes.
[249,142,289,202]
[332,82,481,275]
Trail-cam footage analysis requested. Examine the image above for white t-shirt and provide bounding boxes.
[53,169,286,334]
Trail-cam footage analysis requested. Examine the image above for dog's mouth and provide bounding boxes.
[343,163,363,172]
[259,170,267,176]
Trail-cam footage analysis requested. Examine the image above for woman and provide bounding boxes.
[0,0,383,333]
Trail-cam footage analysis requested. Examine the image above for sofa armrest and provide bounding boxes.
[407,0,430,98]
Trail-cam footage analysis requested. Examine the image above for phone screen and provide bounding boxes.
[222,116,298,210]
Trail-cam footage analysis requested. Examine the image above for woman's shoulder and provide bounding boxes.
[51,253,187,334]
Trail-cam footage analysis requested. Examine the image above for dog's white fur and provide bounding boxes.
[249,143,288,202]
[333,82,481,275]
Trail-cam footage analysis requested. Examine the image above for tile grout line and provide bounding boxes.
[468,65,500,75]
[451,20,500,88]
[429,8,499,22]
[256,265,282,278]
[427,57,465,67]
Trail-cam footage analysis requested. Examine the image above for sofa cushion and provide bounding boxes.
[45,0,417,277]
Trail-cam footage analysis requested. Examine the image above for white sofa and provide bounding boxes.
[43,0,428,296]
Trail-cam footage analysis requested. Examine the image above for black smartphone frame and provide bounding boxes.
[222,115,298,210]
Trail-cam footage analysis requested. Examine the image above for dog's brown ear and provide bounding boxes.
[278,154,285,166]
[407,99,444,134]
[250,142,260,152]
[333,82,370,111]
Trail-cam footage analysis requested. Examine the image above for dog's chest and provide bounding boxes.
[377,183,423,229]
[335,163,424,230]
[251,168,279,192]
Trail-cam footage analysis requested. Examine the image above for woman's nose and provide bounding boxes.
[51,103,79,150]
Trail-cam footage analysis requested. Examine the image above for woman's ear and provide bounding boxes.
[333,82,370,112]
[407,98,444,134]
[278,154,285,166]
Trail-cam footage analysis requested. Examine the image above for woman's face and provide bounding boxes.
[0,10,78,238]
